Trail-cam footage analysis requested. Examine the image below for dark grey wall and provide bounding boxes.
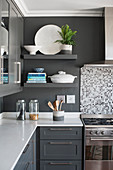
[0,97,3,113]
[3,17,105,112]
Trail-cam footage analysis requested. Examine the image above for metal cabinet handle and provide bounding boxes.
[23,144,30,154]
[25,162,30,170]
[49,142,72,145]
[0,56,2,84]
[49,162,72,165]
[91,137,113,141]
[16,62,21,84]
[49,128,72,131]
[1,56,3,84]
[0,56,3,84]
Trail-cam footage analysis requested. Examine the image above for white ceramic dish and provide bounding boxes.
[49,71,77,83]
[24,45,41,55]
[39,44,62,55]
[34,25,62,55]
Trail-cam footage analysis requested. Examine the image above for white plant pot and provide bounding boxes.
[61,44,72,54]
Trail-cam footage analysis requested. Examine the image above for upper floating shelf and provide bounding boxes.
[23,54,77,60]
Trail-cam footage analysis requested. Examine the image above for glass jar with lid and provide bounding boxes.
[16,100,26,120]
[29,99,39,120]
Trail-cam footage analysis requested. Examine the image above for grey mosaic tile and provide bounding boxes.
[80,67,113,114]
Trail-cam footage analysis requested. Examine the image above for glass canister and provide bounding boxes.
[29,100,39,120]
[16,100,26,120]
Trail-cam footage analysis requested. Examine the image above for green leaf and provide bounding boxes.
[57,31,64,39]
[65,24,69,34]
[55,24,77,45]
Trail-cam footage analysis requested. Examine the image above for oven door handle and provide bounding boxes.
[91,137,113,141]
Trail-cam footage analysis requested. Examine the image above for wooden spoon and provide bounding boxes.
[59,100,63,111]
[56,100,60,111]
[48,101,55,111]
[53,101,57,111]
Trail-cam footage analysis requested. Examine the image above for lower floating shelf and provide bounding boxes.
[24,83,78,88]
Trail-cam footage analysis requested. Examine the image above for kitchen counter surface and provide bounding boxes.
[0,112,83,170]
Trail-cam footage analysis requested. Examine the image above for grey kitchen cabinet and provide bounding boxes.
[0,0,23,97]
[14,131,36,170]
[8,1,23,89]
[38,127,82,170]
[0,0,9,85]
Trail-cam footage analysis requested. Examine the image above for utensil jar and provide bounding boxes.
[29,100,39,120]
[53,110,64,121]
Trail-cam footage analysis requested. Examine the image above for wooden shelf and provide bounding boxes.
[24,83,78,88]
[23,54,77,60]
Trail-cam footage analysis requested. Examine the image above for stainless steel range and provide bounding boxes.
[81,114,113,170]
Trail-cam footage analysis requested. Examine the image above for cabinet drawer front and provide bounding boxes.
[40,140,82,160]
[40,161,82,170]
[40,127,82,139]
[14,161,32,170]
[21,141,33,162]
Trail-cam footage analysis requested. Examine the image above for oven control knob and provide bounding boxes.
[101,131,105,135]
[90,131,94,135]
[96,131,100,135]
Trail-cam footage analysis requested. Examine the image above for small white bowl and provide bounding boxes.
[24,45,41,55]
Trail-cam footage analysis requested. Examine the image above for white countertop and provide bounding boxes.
[0,112,83,170]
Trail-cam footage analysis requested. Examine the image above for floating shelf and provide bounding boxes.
[23,54,77,60]
[24,83,78,88]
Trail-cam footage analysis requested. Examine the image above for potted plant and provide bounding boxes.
[55,24,77,54]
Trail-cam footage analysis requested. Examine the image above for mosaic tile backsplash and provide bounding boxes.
[80,67,113,114]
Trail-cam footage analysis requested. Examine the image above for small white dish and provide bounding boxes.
[48,71,77,83]
[24,45,41,55]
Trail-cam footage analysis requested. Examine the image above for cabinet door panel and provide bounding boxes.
[0,0,9,85]
[9,5,17,84]
[40,127,82,139]
[14,161,32,170]
[16,13,23,85]
[40,161,82,170]
[14,132,36,170]
[40,140,82,160]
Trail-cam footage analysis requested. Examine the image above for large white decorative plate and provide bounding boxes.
[34,25,62,55]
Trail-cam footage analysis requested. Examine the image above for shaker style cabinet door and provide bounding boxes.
[0,0,9,85]
[9,4,18,85]
[0,0,23,97]
[0,0,11,96]
[14,132,36,170]
[9,2,23,88]
[15,11,23,86]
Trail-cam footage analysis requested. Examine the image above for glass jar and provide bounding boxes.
[16,100,26,120]
[29,100,39,120]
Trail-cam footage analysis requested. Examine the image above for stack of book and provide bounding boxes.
[27,73,47,83]
[1,73,8,84]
